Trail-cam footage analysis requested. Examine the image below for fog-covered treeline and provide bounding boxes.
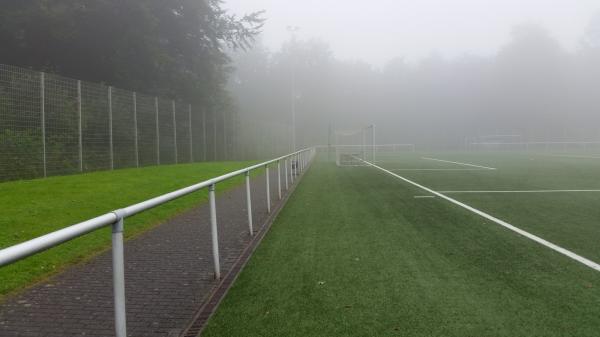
[0,0,263,106]
[231,17,600,152]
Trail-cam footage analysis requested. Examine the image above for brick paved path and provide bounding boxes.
[0,168,296,337]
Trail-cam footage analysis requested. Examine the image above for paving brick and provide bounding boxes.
[0,169,294,337]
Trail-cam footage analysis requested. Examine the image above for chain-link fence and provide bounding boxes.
[0,63,237,182]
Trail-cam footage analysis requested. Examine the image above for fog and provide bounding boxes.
[225,2,600,156]
[224,0,599,65]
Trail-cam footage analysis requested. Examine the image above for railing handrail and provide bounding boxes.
[0,147,313,267]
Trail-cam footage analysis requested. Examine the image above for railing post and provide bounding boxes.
[77,80,83,172]
[284,158,289,190]
[245,171,253,236]
[209,184,221,279]
[111,214,127,337]
[266,165,271,213]
[277,160,282,199]
[40,72,47,178]
[108,86,114,170]
[133,92,139,168]
[290,157,294,184]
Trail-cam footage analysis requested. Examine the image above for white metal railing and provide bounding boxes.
[0,147,316,337]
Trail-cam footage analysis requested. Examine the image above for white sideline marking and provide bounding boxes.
[421,157,497,170]
[360,158,600,272]
[440,189,600,194]
[414,195,435,199]
[392,168,488,172]
[547,154,600,159]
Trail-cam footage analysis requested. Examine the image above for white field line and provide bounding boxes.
[392,168,488,172]
[440,189,600,194]
[546,154,600,159]
[359,158,600,272]
[414,196,436,199]
[421,157,497,170]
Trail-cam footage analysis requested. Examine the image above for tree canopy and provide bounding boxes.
[0,0,263,103]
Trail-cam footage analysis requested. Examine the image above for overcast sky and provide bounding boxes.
[223,0,600,66]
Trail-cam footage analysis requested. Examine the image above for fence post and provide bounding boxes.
[40,72,47,178]
[213,109,217,161]
[277,160,281,199]
[209,184,221,279]
[223,112,227,160]
[172,100,178,164]
[189,104,193,162]
[77,80,83,172]
[108,86,114,170]
[202,108,207,161]
[372,125,376,162]
[155,97,160,165]
[266,165,271,213]
[285,158,289,190]
[111,214,127,337]
[133,92,139,168]
[245,171,253,236]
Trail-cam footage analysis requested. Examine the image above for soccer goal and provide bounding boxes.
[334,125,375,166]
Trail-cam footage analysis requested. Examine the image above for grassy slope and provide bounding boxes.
[202,159,600,337]
[0,161,256,297]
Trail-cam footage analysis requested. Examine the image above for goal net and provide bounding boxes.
[334,126,374,166]
[370,144,415,162]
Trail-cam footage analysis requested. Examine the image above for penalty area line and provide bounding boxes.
[546,154,600,159]
[359,158,600,272]
[421,157,497,170]
[440,189,600,194]
[392,168,489,172]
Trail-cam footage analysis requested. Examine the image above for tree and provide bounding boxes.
[0,0,264,104]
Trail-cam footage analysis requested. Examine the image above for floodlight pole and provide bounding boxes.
[288,26,300,152]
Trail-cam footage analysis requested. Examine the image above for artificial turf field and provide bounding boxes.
[202,151,600,337]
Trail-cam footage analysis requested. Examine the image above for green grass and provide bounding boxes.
[202,155,600,337]
[0,161,256,298]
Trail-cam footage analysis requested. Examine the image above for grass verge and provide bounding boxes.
[0,161,256,298]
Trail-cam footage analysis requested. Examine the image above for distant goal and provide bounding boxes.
[332,125,415,166]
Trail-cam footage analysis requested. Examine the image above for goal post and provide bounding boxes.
[334,125,375,166]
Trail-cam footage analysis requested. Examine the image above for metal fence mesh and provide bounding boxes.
[176,101,192,164]
[81,80,111,172]
[45,73,80,175]
[0,63,236,182]
[136,94,159,167]
[0,65,43,181]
